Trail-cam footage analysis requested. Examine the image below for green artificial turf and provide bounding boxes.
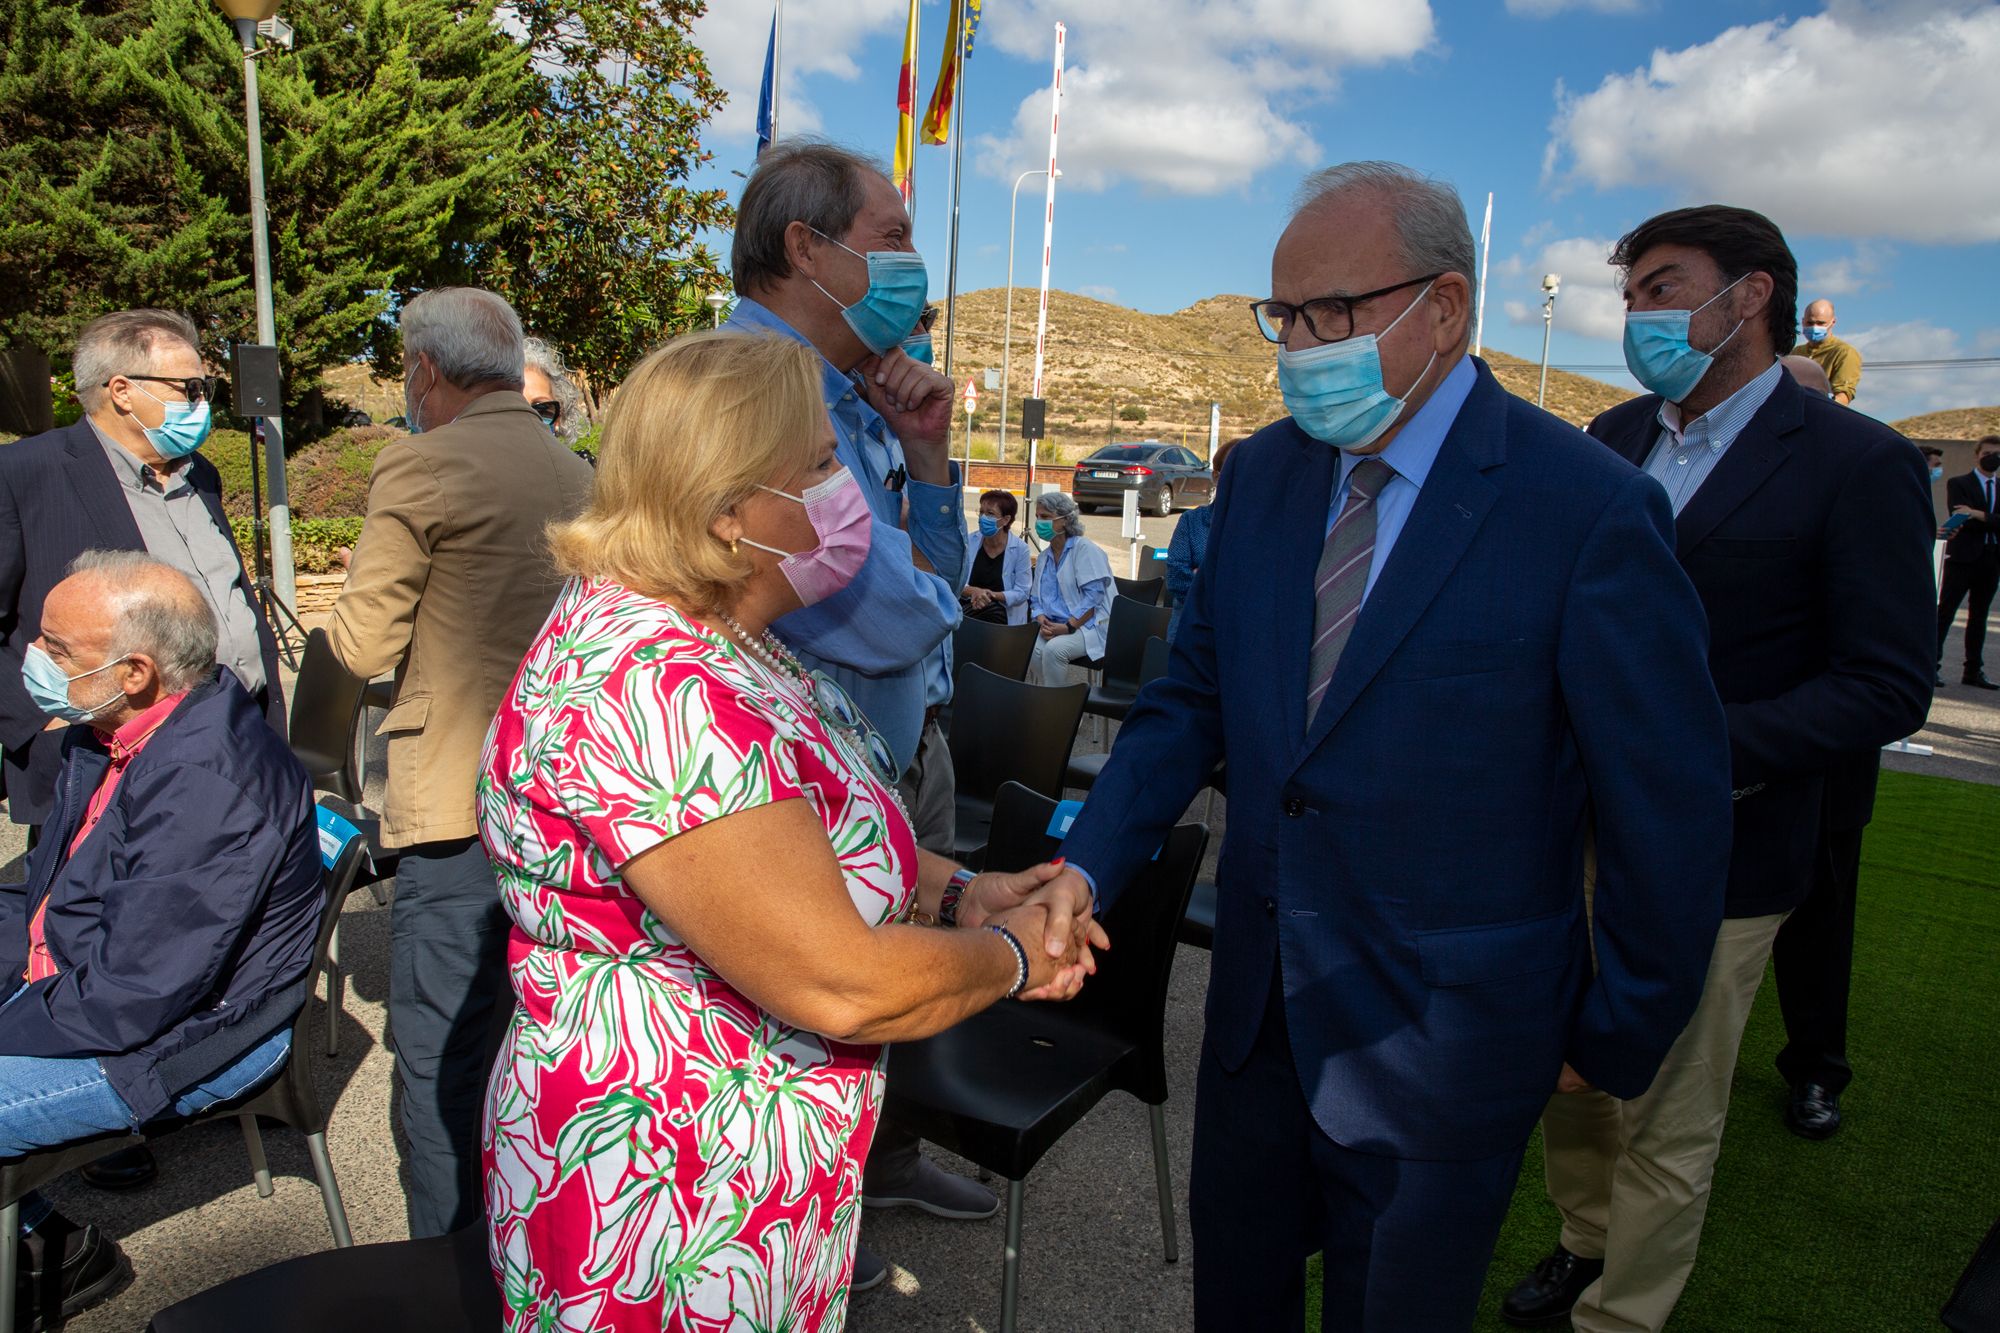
[1302,769,1998,1330]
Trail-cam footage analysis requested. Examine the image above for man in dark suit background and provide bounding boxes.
[1937,433,2000,690]
[1504,206,1935,1332]
[1016,161,1733,1330]
[0,309,284,830]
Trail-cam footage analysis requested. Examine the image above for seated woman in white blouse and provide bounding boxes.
[1027,490,1115,686]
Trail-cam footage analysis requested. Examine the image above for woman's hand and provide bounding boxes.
[961,863,1107,1001]
[986,901,1106,1001]
[965,586,992,610]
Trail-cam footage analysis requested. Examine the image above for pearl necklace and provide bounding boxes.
[714,611,912,826]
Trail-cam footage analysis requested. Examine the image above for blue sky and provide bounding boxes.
[688,0,2000,425]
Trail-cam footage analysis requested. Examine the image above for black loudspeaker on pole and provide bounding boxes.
[229,342,304,668]
[1020,396,1048,442]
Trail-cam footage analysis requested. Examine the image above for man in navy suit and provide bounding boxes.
[1937,433,2000,690]
[0,309,284,831]
[1504,206,1935,1332]
[1028,162,1733,1330]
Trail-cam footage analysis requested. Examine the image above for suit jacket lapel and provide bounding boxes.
[1271,426,1339,753]
[1673,377,1800,556]
[62,424,144,550]
[1297,376,1504,761]
[1606,402,1660,468]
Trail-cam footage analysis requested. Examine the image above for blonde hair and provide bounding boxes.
[548,331,825,609]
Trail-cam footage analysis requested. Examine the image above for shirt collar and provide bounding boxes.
[88,416,189,495]
[1336,353,1476,493]
[1656,359,1784,454]
[727,296,886,438]
[107,690,187,765]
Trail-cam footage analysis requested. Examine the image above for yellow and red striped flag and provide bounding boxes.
[892,0,919,206]
[921,0,978,146]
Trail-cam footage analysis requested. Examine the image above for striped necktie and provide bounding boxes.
[1306,457,1395,726]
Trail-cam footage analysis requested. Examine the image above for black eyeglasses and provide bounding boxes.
[1248,273,1443,345]
[530,399,561,427]
[113,374,217,404]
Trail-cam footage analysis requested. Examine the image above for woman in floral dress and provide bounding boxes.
[476,332,1101,1332]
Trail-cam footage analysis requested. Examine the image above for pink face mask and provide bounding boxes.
[744,468,874,605]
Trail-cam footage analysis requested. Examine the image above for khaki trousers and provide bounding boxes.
[1541,908,1787,1332]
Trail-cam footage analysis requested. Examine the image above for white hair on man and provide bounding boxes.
[66,550,219,692]
[1291,161,1479,350]
[71,309,201,414]
[400,287,526,391]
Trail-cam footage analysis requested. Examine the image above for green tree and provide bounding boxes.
[0,0,535,405]
[492,0,733,401]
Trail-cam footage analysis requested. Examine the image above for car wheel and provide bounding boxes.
[1153,485,1174,517]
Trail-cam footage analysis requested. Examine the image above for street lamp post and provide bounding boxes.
[1537,272,1561,409]
[216,0,295,605]
[999,166,1058,465]
[705,292,730,328]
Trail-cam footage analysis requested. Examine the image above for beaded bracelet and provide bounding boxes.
[988,924,1029,998]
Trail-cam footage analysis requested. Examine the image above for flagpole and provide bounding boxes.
[1027,21,1064,499]
[772,0,783,142]
[1473,191,1492,356]
[942,13,967,381]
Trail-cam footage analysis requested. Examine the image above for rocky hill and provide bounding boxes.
[1892,406,2000,440]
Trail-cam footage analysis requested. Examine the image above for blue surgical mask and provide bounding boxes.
[978,514,1000,537]
[1276,279,1437,451]
[809,228,930,356]
[136,388,212,459]
[22,643,128,723]
[1803,325,1829,345]
[1931,466,1945,482]
[902,333,935,365]
[1622,272,1749,403]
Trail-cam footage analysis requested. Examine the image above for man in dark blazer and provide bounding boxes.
[0,309,284,830]
[1937,433,2000,689]
[1504,206,1935,1333]
[1023,162,1733,1331]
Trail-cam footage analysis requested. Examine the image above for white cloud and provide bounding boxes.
[690,0,910,142]
[1501,236,1626,343]
[1802,244,1889,299]
[973,0,1435,195]
[1507,0,1641,16]
[1077,284,1120,301]
[1839,321,2000,423]
[1545,4,2000,243]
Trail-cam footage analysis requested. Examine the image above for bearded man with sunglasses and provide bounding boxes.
[0,308,285,833]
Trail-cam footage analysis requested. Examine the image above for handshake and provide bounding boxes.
[958,862,1107,1002]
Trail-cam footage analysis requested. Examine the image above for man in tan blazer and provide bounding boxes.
[326,287,592,1237]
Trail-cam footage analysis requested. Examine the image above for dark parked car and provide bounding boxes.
[1072,442,1214,516]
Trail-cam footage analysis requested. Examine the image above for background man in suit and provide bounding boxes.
[1505,205,1935,1332]
[325,287,593,1237]
[1026,161,1733,1330]
[0,308,283,831]
[1937,434,2000,690]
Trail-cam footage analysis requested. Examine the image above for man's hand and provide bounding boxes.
[960,862,1107,992]
[1951,505,1988,522]
[857,348,953,479]
[43,717,68,732]
[334,545,354,571]
[1555,1062,1594,1095]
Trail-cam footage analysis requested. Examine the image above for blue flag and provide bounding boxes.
[755,11,777,156]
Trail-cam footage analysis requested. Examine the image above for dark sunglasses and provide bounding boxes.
[114,374,217,404]
[530,399,561,427]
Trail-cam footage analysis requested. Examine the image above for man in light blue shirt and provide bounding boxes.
[725,139,988,1286]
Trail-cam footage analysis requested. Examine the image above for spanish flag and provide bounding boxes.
[921,0,981,146]
[893,0,919,206]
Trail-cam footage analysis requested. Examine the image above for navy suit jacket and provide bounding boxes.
[1943,469,2000,564]
[1590,374,1934,908]
[0,421,286,824]
[1060,358,1733,1162]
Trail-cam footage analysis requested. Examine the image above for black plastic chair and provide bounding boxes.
[882,782,1209,1333]
[952,616,1039,683]
[0,824,368,1331]
[1085,597,1173,724]
[145,1220,499,1332]
[1113,574,1165,607]
[947,665,1087,867]
[1064,636,1171,792]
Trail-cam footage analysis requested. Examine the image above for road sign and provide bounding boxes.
[963,378,978,410]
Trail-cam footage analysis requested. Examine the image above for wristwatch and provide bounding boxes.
[940,867,977,926]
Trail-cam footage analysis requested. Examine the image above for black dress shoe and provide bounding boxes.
[1936,674,1950,689]
[1786,1081,1843,1139]
[1962,672,2000,691]
[1500,1245,1605,1327]
[15,1215,133,1332]
[78,1144,156,1191]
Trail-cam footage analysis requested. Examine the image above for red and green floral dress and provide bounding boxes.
[476,578,918,1332]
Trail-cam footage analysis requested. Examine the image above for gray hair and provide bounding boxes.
[66,550,218,693]
[400,287,526,391]
[522,336,585,444]
[1291,161,1478,348]
[731,139,890,296]
[1036,490,1085,538]
[73,309,200,414]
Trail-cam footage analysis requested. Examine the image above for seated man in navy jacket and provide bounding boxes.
[0,552,321,1328]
